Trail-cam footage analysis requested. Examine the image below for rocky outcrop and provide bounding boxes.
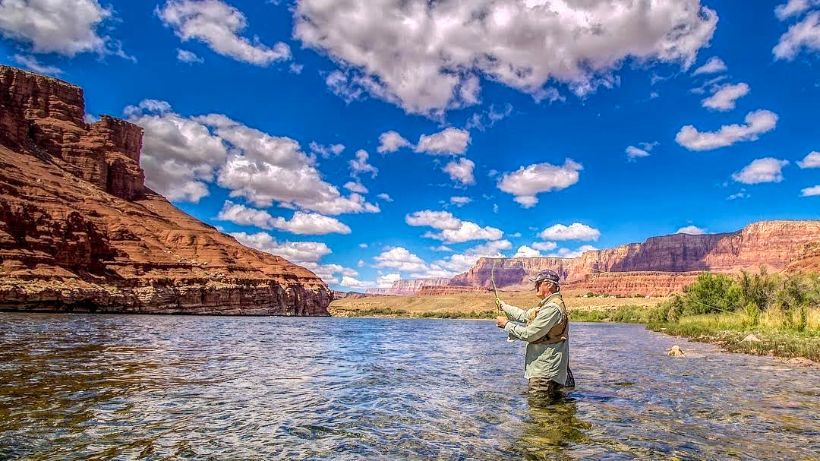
[416,285,491,296]
[333,291,372,300]
[450,257,572,289]
[448,221,819,295]
[566,272,701,297]
[367,277,451,295]
[0,66,331,315]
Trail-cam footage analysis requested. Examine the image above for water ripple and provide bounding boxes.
[0,314,817,460]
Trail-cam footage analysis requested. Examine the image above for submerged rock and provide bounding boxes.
[667,345,685,357]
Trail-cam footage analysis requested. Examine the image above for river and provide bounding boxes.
[0,314,817,460]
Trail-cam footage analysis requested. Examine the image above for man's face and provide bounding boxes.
[535,281,552,299]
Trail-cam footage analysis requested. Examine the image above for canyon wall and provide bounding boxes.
[449,220,820,296]
[366,277,451,295]
[0,66,331,315]
[384,221,819,297]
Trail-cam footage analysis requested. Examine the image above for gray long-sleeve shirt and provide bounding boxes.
[501,293,569,383]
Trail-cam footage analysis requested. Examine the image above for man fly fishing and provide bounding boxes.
[494,269,575,401]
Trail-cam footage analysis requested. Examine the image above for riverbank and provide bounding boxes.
[330,291,665,318]
[330,292,818,363]
[649,310,819,363]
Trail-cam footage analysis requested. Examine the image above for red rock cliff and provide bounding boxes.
[448,221,820,296]
[0,66,331,315]
[366,277,452,295]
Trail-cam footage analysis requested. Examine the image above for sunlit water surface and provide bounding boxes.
[0,314,818,460]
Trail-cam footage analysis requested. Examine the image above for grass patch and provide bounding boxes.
[570,305,653,323]
[332,307,497,319]
[648,321,820,362]
[415,310,497,319]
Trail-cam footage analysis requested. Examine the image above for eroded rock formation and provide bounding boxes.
[366,277,451,295]
[384,220,820,297]
[450,221,820,296]
[0,66,330,315]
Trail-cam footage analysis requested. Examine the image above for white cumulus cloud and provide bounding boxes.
[230,231,356,284]
[675,110,778,151]
[514,245,541,258]
[349,150,378,178]
[376,273,401,288]
[230,231,330,263]
[377,131,411,154]
[343,182,368,194]
[774,11,820,60]
[676,225,706,235]
[416,128,471,155]
[625,145,650,160]
[539,223,600,241]
[0,0,113,56]
[406,210,503,243]
[309,142,345,158]
[532,241,558,252]
[373,247,429,273]
[450,196,472,206]
[294,0,717,115]
[127,100,227,202]
[702,83,750,111]
[158,0,291,66]
[732,157,789,184]
[498,159,582,207]
[11,54,61,75]
[798,151,820,168]
[625,142,657,161]
[443,158,476,185]
[692,56,727,75]
[128,101,379,215]
[775,0,819,21]
[406,211,462,230]
[176,48,203,63]
[801,185,820,196]
[218,201,351,235]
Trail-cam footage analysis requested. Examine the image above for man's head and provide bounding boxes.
[530,270,561,299]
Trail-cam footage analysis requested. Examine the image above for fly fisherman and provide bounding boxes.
[495,269,575,400]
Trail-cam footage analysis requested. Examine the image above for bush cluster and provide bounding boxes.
[652,271,819,331]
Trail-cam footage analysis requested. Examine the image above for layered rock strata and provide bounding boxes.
[0,66,330,315]
[385,221,819,297]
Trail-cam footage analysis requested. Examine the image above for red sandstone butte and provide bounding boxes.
[375,222,819,297]
[448,221,820,296]
[0,66,330,315]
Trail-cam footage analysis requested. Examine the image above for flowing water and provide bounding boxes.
[0,314,818,460]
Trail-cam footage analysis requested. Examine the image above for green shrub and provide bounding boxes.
[682,273,741,315]
[743,301,760,326]
[737,269,779,311]
[774,276,812,331]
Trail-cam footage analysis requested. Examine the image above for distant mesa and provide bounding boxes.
[0,65,331,315]
[371,221,820,297]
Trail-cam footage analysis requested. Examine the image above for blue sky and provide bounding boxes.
[1,0,818,290]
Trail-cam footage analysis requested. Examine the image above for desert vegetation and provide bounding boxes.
[646,271,819,361]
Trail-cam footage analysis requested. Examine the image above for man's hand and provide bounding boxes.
[495,316,508,328]
[495,298,503,310]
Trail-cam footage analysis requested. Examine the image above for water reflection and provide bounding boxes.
[514,398,590,460]
[0,314,817,460]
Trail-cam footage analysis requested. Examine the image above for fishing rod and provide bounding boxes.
[491,259,501,313]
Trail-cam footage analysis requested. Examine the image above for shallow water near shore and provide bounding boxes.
[0,314,818,460]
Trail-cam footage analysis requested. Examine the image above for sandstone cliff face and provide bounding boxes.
[0,66,330,315]
[448,221,820,296]
[366,277,452,295]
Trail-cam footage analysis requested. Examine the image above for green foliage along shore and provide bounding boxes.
[647,271,819,361]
